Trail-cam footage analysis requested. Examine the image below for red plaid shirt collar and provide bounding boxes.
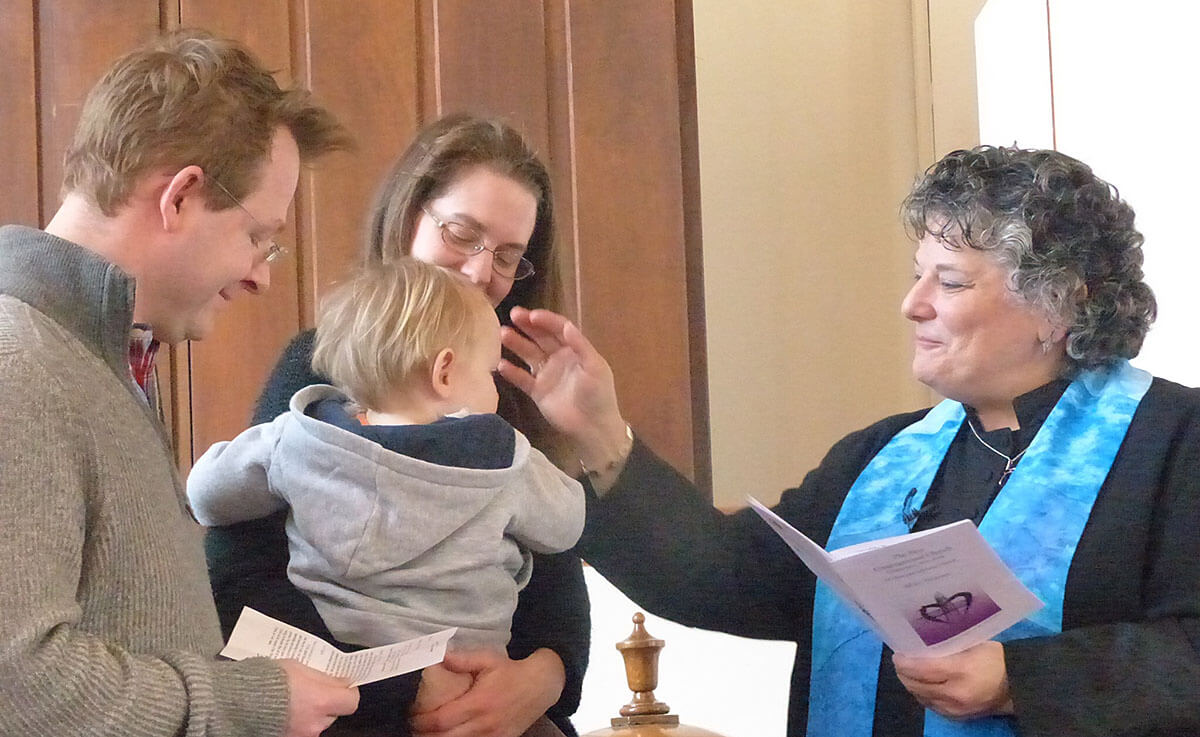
[128,323,160,408]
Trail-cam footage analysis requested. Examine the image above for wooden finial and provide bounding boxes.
[614,612,673,720]
[582,612,731,736]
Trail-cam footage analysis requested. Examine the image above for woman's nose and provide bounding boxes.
[901,277,932,321]
[458,249,495,287]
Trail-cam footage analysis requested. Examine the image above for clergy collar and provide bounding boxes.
[964,378,1071,443]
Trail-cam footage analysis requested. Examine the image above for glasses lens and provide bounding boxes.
[264,241,287,263]
[491,248,526,273]
[441,221,483,253]
[511,258,535,280]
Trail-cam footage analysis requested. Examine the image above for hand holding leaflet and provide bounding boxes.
[220,606,455,686]
[747,497,1042,655]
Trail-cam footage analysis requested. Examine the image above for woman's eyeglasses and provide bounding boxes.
[422,206,535,280]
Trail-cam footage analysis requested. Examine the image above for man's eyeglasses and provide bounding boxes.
[209,177,288,263]
[421,206,535,280]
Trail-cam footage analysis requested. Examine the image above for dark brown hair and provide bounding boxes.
[363,112,562,319]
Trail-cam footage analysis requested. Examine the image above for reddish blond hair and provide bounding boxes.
[62,29,349,215]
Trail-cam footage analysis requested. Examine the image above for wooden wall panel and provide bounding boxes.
[561,1,698,478]
[297,0,421,315]
[178,1,291,69]
[6,1,710,487]
[0,0,39,227]
[673,0,711,494]
[178,0,301,460]
[37,2,159,221]
[543,0,579,321]
[422,0,551,153]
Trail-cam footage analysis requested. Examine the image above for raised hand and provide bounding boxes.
[499,307,629,470]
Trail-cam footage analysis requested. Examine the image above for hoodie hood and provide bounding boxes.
[279,385,529,570]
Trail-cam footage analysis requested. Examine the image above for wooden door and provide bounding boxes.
[0,0,710,493]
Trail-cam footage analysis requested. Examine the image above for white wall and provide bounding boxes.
[573,568,794,736]
[975,0,1200,386]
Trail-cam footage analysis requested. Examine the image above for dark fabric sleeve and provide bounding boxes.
[577,439,812,640]
[508,551,589,737]
[576,417,917,642]
[1003,383,1200,737]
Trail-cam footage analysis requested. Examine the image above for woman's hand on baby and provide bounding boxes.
[500,307,628,465]
[414,664,474,715]
[410,648,564,737]
[892,641,1015,719]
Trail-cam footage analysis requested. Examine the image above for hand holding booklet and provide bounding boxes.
[220,606,455,686]
[747,497,1042,656]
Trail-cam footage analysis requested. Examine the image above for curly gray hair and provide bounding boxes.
[901,145,1156,373]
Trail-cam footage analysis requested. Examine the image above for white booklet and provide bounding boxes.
[220,607,456,686]
[747,497,1043,656]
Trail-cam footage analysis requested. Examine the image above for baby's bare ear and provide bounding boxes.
[430,347,456,398]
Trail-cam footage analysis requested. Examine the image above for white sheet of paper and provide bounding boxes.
[219,607,456,686]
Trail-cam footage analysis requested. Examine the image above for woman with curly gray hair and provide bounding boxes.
[901,146,1156,376]
[494,145,1200,736]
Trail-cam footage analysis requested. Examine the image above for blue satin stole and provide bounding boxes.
[806,361,1151,737]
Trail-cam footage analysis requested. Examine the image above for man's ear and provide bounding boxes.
[158,165,206,231]
[430,347,456,399]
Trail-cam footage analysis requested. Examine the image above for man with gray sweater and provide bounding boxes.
[0,31,357,737]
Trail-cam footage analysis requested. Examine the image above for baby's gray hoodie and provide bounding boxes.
[187,384,585,650]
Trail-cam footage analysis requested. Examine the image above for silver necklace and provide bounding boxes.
[966,418,1029,488]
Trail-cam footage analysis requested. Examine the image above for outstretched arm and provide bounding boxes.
[507,446,586,554]
[206,329,333,639]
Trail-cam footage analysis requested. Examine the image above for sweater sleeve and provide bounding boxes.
[207,329,336,640]
[0,332,289,737]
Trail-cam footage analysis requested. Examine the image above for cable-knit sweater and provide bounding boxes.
[0,225,289,737]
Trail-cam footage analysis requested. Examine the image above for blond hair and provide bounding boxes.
[312,259,494,409]
[62,29,349,215]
